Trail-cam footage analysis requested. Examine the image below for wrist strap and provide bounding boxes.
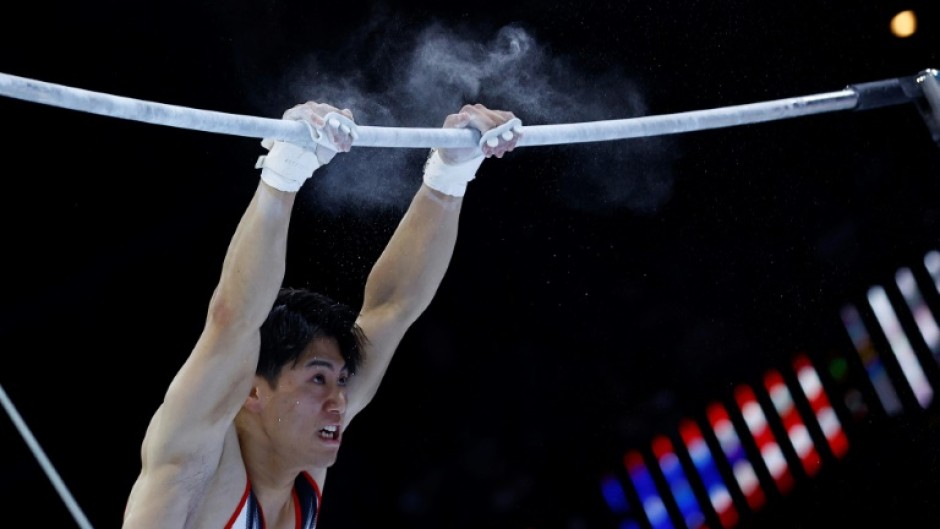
[255,141,322,192]
[422,149,484,197]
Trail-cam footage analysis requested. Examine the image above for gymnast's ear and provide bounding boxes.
[243,381,265,413]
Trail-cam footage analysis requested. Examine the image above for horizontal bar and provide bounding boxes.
[0,70,931,149]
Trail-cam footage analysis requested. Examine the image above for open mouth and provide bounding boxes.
[318,425,340,442]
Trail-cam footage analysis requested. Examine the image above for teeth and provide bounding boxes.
[319,425,338,439]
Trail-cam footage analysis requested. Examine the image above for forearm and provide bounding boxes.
[346,107,519,416]
[210,182,295,330]
[206,104,353,331]
[361,184,462,321]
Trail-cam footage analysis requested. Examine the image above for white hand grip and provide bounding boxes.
[479,118,523,148]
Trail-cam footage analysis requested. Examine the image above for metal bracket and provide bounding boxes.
[915,68,940,146]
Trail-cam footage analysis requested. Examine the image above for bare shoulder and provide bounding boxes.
[130,331,258,488]
[123,425,247,529]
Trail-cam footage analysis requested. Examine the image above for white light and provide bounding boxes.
[733,461,759,492]
[817,407,842,438]
[742,401,766,430]
[761,444,787,478]
[710,488,733,511]
[868,286,934,407]
[797,366,822,398]
[790,424,814,458]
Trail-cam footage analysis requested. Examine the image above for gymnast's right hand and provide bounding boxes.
[255,101,358,192]
[422,104,522,198]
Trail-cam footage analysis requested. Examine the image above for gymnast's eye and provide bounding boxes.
[338,374,349,386]
[311,374,326,384]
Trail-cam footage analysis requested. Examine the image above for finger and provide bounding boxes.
[323,113,358,149]
[327,117,345,145]
[477,117,522,150]
[295,106,325,128]
[333,129,351,152]
[338,109,359,140]
[443,111,473,129]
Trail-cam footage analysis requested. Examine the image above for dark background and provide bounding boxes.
[1,1,939,528]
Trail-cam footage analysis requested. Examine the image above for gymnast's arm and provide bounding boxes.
[346,104,522,420]
[123,102,353,524]
[122,179,297,526]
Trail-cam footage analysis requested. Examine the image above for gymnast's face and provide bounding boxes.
[256,337,349,467]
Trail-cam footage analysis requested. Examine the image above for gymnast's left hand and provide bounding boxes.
[281,102,358,165]
[438,104,522,165]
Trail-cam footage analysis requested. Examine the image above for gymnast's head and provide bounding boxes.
[256,288,366,388]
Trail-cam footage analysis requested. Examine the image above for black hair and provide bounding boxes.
[257,287,367,387]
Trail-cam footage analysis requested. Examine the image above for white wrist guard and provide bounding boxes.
[255,140,322,192]
[255,112,359,193]
[422,149,484,197]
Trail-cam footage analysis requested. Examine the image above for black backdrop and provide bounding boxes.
[1,1,939,528]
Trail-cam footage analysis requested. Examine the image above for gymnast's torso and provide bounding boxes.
[124,416,328,529]
[224,472,321,529]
